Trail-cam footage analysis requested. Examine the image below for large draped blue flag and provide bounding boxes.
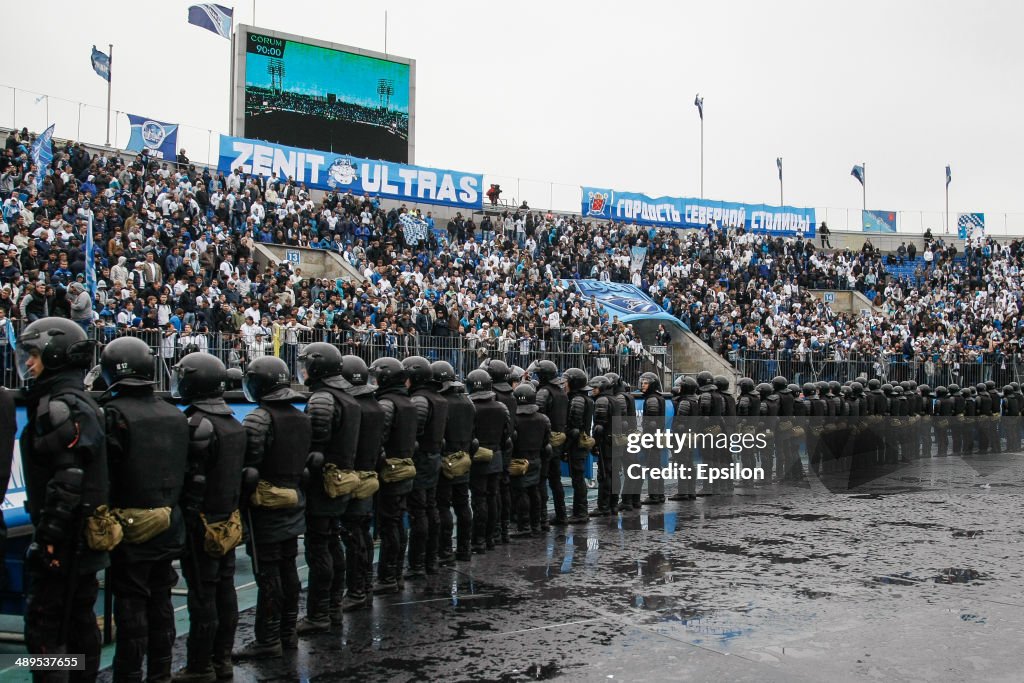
[29,124,55,192]
[126,114,179,160]
[188,4,234,39]
[90,46,110,81]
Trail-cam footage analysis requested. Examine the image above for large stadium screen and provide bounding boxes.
[235,27,414,163]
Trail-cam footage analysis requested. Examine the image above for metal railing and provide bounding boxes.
[0,320,672,393]
[730,349,1024,389]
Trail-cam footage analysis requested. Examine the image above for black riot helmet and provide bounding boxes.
[787,383,800,395]
[714,375,730,392]
[529,359,559,383]
[737,377,755,394]
[563,367,589,392]
[100,336,155,389]
[771,375,789,391]
[850,381,864,396]
[1004,384,1014,395]
[697,371,714,387]
[465,369,493,395]
[935,386,948,397]
[171,352,227,400]
[225,367,243,390]
[828,381,842,396]
[1010,382,1020,392]
[975,383,987,393]
[881,383,894,395]
[16,317,94,380]
[588,375,611,392]
[639,372,661,394]
[370,357,406,389]
[243,356,292,403]
[341,355,369,386]
[402,355,434,387]
[867,378,881,391]
[480,358,510,384]
[816,381,829,395]
[510,365,526,385]
[513,382,537,405]
[985,380,996,391]
[680,376,699,396]
[948,383,960,394]
[756,382,772,398]
[802,382,817,397]
[919,384,932,397]
[431,360,460,391]
[297,342,343,384]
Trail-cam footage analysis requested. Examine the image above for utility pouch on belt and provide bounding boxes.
[250,480,300,509]
[472,446,494,463]
[322,463,360,498]
[113,506,172,544]
[441,451,472,479]
[85,505,123,551]
[381,458,417,483]
[201,510,242,557]
[509,458,530,477]
[550,432,567,448]
[612,434,630,447]
[578,434,596,450]
[353,471,380,499]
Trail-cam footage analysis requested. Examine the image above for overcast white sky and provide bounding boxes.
[5,0,1024,226]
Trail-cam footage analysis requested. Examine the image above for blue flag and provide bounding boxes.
[86,213,96,298]
[29,124,55,192]
[851,164,865,187]
[91,45,110,81]
[188,4,233,39]
[776,157,783,181]
[126,114,179,160]
[946,164,952,188]
[694,94,704,121]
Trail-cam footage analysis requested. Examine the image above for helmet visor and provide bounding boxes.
[169,365,187,400]
[242,374,259,403]
[15,346,36,381]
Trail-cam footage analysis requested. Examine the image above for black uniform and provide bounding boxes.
[641,389,667,501]
[437,385,475,562]
[104,387,189,682]
[375,386,417,588]
[341,382,385,604]
[592,387,621,512]
[242,393,311,652]
[469,391,512,550]
[611,387,639,509]
[511,405,551,534]
[671,391,700,497]
[736,389,760,472]
[535,379,568,524]
[303,377,360,628]
[181,398,246,677]
[408,385,448,574]
[564,389,594,519]
[697,381,725,492]
[493,386,517,542]
[0,390,14,603]
[22,371,109,681]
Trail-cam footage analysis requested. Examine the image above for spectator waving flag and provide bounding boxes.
[400,213,429,246]
[29,124,55,192]
[851,164,865,186]
[90,45,110,81]
[188,4,234,39]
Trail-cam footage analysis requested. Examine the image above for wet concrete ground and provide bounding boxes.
[112,452,1024,682]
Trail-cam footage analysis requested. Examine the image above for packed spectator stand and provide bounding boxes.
[1,124,1023,392]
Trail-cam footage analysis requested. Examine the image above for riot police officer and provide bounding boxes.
[532,360,568,526]
[483,359,516,544]
[403,356,448,577]
[99,336,189,682]
[18,318,107,680]
[296,343,359,635]
[564,368,594,522]
[339,355,385,611]
[433,361,475,564]
[510,383,551,537]
[171,353,246,683]
[234,356,311,660]
[759,381,780,481]
[590,375,620,515]
[668,376,700,499]
[466,369,512,551]
[606,373,639,510]
[370,358,417,594]
[697,372,725,493]
[736,378,760,474]
[639,372,666,505]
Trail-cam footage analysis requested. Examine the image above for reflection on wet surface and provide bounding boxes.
[103,452,1024,681]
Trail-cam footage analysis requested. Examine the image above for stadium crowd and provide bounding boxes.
[2,124,1024,388]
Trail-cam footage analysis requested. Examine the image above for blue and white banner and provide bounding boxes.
[862,209,896,233]
[218,135,484,210]
[581,187,815,237]
[958,213,985,241]
[560,279,680,327]
[90,45,110,81]
[126,114,179,160]
[29,123,55,192]
[399,213,429,246]
[629,246,647,273]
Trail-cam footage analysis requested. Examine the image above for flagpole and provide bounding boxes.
[105,43,112,146]
[779,159,783,206]
[945,171,949,235]
[700,115,704,199]
[862,161,866,213]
